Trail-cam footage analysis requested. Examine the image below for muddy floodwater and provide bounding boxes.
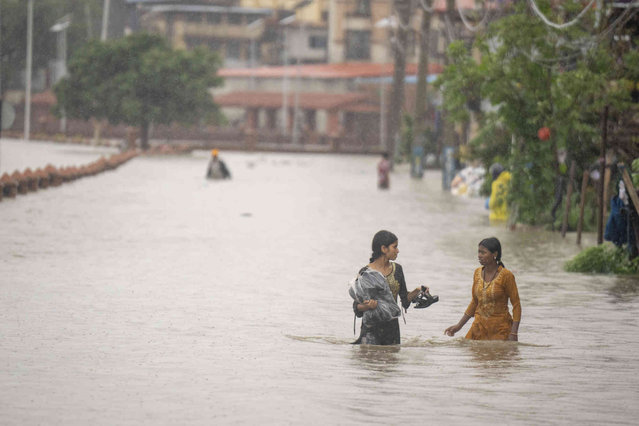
[1,139,638,425]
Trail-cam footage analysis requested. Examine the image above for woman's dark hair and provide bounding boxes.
[479,237,505,268]
[370,230,398,263]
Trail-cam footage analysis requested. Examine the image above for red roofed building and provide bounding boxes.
[213,61,443,150]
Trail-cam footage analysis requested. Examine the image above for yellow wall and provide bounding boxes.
[240,0,328,24]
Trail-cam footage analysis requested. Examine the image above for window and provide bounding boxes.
[185,36,222,53]
[207,13,222,24]
[208,39,223,53]
[309,35,327,49]
[185,36,207,49]
[228,14,242,25]
[345,30,370,60]
[185,13,203,23]
[354,0,371,17]
[226,40,241,59]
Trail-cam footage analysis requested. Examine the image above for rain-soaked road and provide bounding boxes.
[1,139,638,425]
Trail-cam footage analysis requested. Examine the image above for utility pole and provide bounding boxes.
[0,0,4,141]
[280,14,295,136]
[387,0,412,163]
[281,25,289,135]
[597,105,609,245]
[415,1,433,147]
[24,0,34,141]
[0,0,3,172]
[51,15,71,134]
[374,17,393,151]
[292,21,307,146]
[101,0,111,41]
[440,0,456,188]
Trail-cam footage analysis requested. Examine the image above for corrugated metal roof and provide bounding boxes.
[219,62,444,79]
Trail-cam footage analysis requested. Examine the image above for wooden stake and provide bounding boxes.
[603,166,611,217]
[576,170,589,245]
[597,105,608,245]
[620,164,639,214]
[561,161,576,238]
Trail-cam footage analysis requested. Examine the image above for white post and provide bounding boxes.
[0,0,3,167]
[24,0,33,141]
[281,27,289,135]
[250,38,256,90]
[60,27,67,133]
[51,15,71,134]
[380,83,386,150]
[246,18,264,91]
[101,0,111,41]
[375,18,394,151]
[292,55,301,144]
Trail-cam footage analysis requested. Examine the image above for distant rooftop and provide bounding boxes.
[135,4,274,15]
[219,62,444,80]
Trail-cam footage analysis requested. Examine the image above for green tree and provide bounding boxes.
[436,1,637,225]
[54,33,223,149]
[0,0,102,92]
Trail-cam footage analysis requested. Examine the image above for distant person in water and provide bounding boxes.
[377,153,391,189]
[349,230,423,345]
[206,149,231,180]
[445,237,521,341]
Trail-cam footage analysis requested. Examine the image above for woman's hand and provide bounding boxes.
[508,322,519,342]
[358,299,378,311]
[444,324,462,337]
[407,287,422,302]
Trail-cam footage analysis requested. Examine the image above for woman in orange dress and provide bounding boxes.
[445,237,521,341]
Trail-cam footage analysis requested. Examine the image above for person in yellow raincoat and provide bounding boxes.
[444,237,521,341]
[488,164,511,222]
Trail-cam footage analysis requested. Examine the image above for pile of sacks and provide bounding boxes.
[451,166,486,197]
[0,151,138,202]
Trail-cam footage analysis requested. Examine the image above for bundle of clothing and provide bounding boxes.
[348,268,401,327]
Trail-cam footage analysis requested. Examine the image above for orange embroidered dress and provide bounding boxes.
[464,266,521,340]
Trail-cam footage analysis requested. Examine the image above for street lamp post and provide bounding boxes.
[24,0,34,142]
[280,15,295,136]
[279,1,312,141]
[291,22,306,146]
[101,0,111,41]
[51,15,71,134]
[374,16,397,152]
[247,18,264,91]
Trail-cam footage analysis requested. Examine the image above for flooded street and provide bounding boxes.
[1,139,638,425]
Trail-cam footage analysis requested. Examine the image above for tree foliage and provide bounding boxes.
[435,1,638,225]
[54,33,223,149]
[0,0,103,93]
[565,243,639,274]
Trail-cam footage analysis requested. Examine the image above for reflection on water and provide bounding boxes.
[608,276,639,303]
[462,340,521,372]
[350,344,402,377]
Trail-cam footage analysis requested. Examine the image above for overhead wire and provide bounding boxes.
[527,0,598,30]
[490,2,637,69]
[508,6,637,69]
[457,0,491,32]
[418,0,434,13]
